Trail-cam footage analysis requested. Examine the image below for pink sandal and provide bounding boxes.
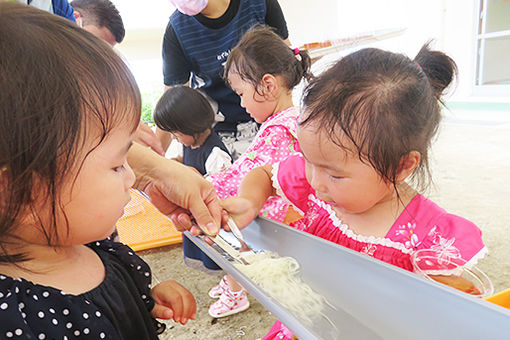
[208,288,250,318]
[208,275,229,298]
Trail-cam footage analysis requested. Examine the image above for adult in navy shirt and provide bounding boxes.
[161,0,289,160]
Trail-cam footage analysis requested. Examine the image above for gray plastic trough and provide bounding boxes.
[184,217,510,339]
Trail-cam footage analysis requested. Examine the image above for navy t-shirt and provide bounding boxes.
[162,0,288,133]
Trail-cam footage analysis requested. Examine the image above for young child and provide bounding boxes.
[154,86,232,273]
[0,3,195,338]
[223,43,487,339]
[206,26,313,318]
[154,86,232,176]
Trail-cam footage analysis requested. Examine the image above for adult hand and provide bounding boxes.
[128,142,222,235]
[151,280,196,324]
[134,121,165,156]
[145,172,221,236]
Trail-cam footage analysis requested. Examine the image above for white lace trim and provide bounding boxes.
[465,246,489,268]
[310,195,414,254]
[311,195,490,263]
[271,163,304,216]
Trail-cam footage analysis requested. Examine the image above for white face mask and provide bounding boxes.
[169,0,208,16]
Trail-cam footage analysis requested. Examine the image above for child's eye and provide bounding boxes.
[113,165,125,172]
[329,174,343,180]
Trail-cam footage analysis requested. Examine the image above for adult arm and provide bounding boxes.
[265,0,288,40]
[52,0,76,22]
[128,142,221,235]
[162,24,191,87]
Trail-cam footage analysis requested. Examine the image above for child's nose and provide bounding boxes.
[309,168,326,193]
[124,161,136,189]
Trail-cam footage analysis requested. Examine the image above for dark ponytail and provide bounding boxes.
[414,41,458,102]
[293,48,314,86]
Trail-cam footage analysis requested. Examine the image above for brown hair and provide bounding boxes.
[300,42,457,192]
[224,25,313,97]
[0,2,140,263]
[154,86,215,142]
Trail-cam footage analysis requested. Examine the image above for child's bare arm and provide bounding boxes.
[238,164,276,211]
[222,165,276,229]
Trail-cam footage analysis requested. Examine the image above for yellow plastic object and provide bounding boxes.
[115,189,182,251]
[485,288,510,309]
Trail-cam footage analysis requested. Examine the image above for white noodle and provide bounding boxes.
[234,251,325,325]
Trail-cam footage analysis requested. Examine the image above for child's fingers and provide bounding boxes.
[220,197,253,216]
[164,294,184,323]
[180,290,197,322]
[171,287,197,324]
[152,281,197,324]
[151,303,173,320]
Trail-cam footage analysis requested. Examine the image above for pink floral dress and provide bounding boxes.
[208,107,300,222]
[262,153,487,340]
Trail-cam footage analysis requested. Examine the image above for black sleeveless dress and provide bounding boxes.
[0,239,164,339]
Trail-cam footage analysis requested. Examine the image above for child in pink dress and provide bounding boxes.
[223,43,487,339]
[206,26,313,318]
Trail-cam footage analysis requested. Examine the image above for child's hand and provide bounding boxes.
[151,280,197,325]
[221,197,259,230]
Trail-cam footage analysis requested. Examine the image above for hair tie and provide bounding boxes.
[292,47,302,61]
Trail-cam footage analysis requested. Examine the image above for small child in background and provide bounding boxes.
[0,3,195,338]
[154,86,232,176]
[154,86,232,273]
[223,43,487,339]
[206,26,313,318]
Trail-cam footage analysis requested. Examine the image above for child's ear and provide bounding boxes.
[396,151,420,184]
[261,73,278,99]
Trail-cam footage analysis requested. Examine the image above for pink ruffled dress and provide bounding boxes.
[262,153,487,340]
[208,107,300,222]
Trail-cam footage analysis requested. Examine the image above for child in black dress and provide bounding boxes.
[154,86,232,176]
[0,3,196,339]
[154,86,232,272]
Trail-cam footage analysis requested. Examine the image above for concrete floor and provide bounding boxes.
[139,107,510,339]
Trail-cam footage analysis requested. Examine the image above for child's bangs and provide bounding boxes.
[224,51,259,87]
[301,78,392,172]
[76,53,141,142]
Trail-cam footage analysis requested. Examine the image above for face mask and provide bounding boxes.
[169,0,208,16]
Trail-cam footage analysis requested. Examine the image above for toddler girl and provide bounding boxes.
[223,43,486,339]
[206,26,313,318]
[154,86,232,273]
[0,3,196,338]
[154,86,232,176]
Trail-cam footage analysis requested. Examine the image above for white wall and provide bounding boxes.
[279,0,484,101]
[111,0,504,102]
